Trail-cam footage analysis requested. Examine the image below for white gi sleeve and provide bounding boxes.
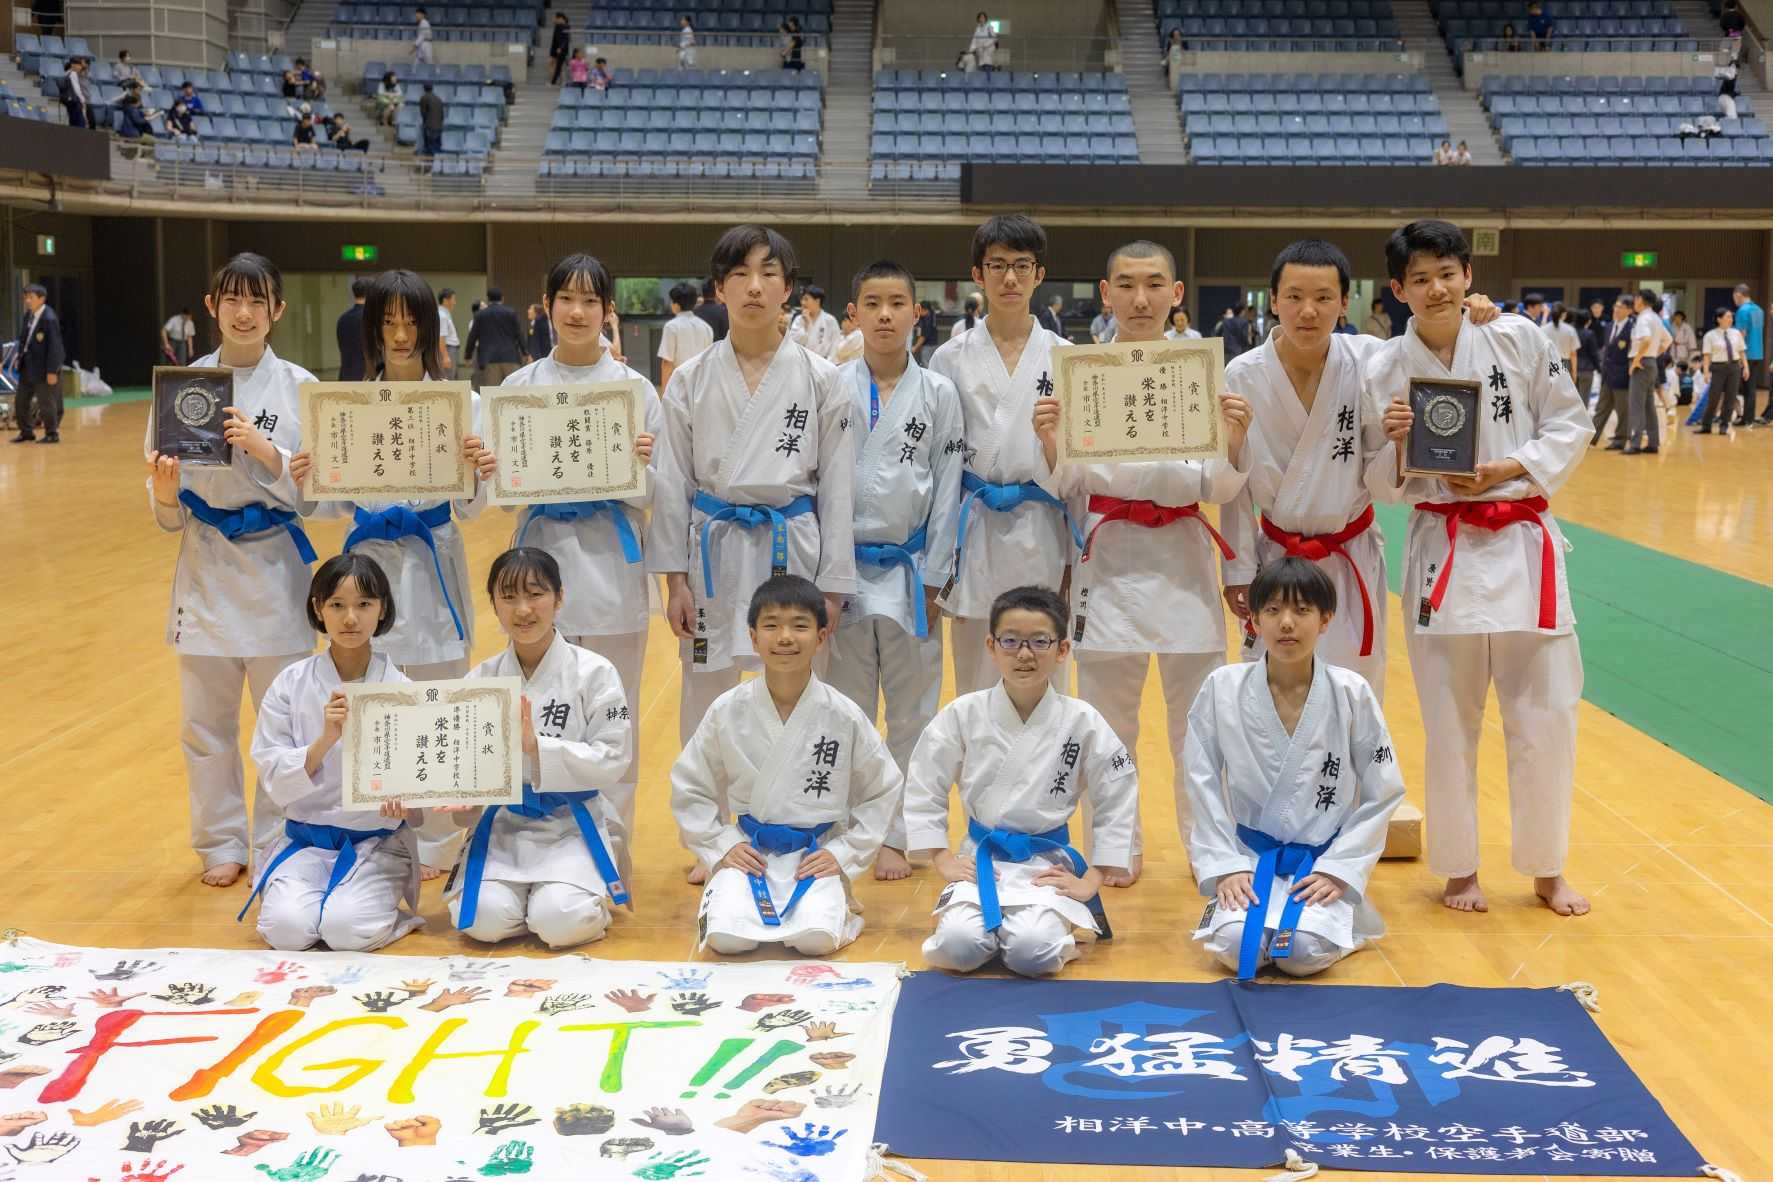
[1080,710,1140,870]
[669,704,744,869]
[922,377,967,588]
[644,368,695,575]
[536,661,634,793]
[251,664,322,809]
[812,360,859,595]
[1310,681,1407,904]
[821,722,904,880]
[1183,681,1257,893]
[903,702,966,853]
[1218,484,1260,586]
[1510,327,1592,498]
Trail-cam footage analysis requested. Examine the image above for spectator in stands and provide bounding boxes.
[658,280,714,390]
[1166,306,1201,339]
[419,82,444,157]
[679,15,698,68]
[549,12,571,86]
[376,70,403,126]
[590,56,613,91]
[116,92,156,139]
[1698,306,1749,435]
[59,57,89,129]
[1718,59,1740,121]
[161,306,196,365]
[1453,140,1472,165]
[1089,305,1115,343]
[1500,23,1522,52]
[1732,282,1765,424]
[568,49,589,90]
[1526,2,1553,50]
[292,110,319,151]
[165,98,196,140]
[176,80,204,115]
[1434,139,1454,165]
[297,57,325,100]
[116,49,144,91]
[12,283,65,444]
[1166,28,1185,76]
[1363,297,1391,338]
[782,17,806,71]
[913,299,937,362]
[1038,294,1063,336]
[328,113,369,152]
[464,287,527,387]
[337,277,369,381]
[788,284,840,357]
[693,276,727,340]
[950,293,982,339]
[1720,0,1746,40]
[413,8,435,66]
[282,63,302,100]
[438,287,460,376]
[527,301,552,360]
[967,12,997,72]
[1594,293,1634,446]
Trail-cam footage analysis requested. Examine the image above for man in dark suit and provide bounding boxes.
[335,276,369,380]
[1037,293,1064,337]
[1593,293,1635,448]
[12,283,66,443]
[692,277,727,341]
[463,287,526,388]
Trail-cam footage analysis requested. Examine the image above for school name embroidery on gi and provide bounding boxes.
[540,699,570,734]
[900,416,927,464]
[1036,371,1054,397]
[805,734,840,796]
[1316,752,1340,810]
[252,409,278,432]
[604,705,631,721]
[1050,738,1082,796]
[778,403,808,456]
[1491,391,1513,422]
[1332,405,1356,463]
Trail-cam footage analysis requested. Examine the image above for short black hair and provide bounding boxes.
[1106,239,1177,280]
[364,268,444,379]
[180,80,194,89]
[851,259,916,302]
[487,547,563,600]
[1249,556,1337,617]
[438,286,455,300]
[1614,292,1633,307]
[988,585,1068,636]
[1270,238,1352,296]
[1384,220,1471,283]
[350,276,370,299]
[1635,288,1660,305]
[21,283,45,299]
[668,281,698,312]
[1524,292,1545,305]
[747,573,827,629]
[1371,298,1384,310]
[1715,305,1734,321]
[422,82,433,92]
[801,284,826,305]
[545,252,612,308]
[711,224,798,287]
[211,251,284,309]
[701,276,717,298]
[307,553,396,635]
[971,212,1047,270]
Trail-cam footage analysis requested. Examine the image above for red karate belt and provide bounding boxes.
[1259,504,1377,656]
[1413,496,1557,630]
[1081,495,1236,564]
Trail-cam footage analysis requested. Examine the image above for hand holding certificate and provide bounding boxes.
[298,381,476,501]
[153,367,234,467]
[341,677,523,811]
[483,382,645,505]
[1052,339,1229,465]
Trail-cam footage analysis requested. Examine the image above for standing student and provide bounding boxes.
[673,576,901,956]
[161,306,197,366]
[290,270,493,877]
[245,554,423,952]
[647,225,857,879]
[438,287,460,377]
[412,6,434,66]
[1185,558,1405,979]
[548,12,571,86]
[1369,219,1590,918]
[693,276,728,341]
[787,284,841,359]
[930,213,1078,696]
[657,279,715,391]
[1731,283,1765,424]
[907,586,1137,978]
[826,261,965,881]
[833,313,865,366]
[948,293,981,340]
[12,283,65,444]
[1698,305,1749,436]
[335,278,368,382]
[1032,241,1252,884]
[485,252,660,863]
[145,252,320,888]
[450,549,636,948]
[678,15,698,68]
[1625,288,1671,455]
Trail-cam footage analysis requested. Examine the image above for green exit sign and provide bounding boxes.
[34,234,54,256]
[341,244,379,263]
[1621,251,1658,269]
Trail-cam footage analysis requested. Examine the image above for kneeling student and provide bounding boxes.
[672,575,902,956]
[906,586,1138,978]
[449,548,635,949]
[245,554,423,952]
[1185,557,1405,979]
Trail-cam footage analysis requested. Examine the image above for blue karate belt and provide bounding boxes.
[966,817,1112,940]
[693,489,816,598]
[516,500,642,563]
[855,522,930,639]
[1232,823,1337,982]
[955,472,1084,576]
[178,489,317,564]
[737,813,833,927]
[344,502,464,640]
[456,785,629,930]
[236,819,400,923]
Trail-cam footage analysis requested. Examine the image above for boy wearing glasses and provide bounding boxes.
[905,586,1138,978]
[929,214,1078,696]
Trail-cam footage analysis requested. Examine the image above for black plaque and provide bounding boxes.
[1403,377,1480,479]
[153,366,233,466]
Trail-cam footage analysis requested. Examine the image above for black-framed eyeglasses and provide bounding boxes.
[992,633,1059,654]
[981,260,1038,279]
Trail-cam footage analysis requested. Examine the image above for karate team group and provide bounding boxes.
[142,211,1594,989]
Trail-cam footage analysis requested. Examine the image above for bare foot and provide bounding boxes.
[1101,853,1143,889]
[1535,875,1590,916]
[419,865,447,882]
[1441,873,1488,912]
[873,847,912,881]
[686,861,710,885]
[201,862,245,888]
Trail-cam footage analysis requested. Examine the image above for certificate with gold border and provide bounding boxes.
[298,381,475,501]
[1054,339,1228,465]
[484,381,645,506]
[341,677,522,811]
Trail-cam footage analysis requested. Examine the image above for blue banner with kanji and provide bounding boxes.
[876,975,1706,1175]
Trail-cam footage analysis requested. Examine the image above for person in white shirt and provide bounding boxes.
[1625,288,1672,454]
[1544,302,1580,378]
[1453,141,1473,165]
[657,281,715,392]
[787,285,842,359]
[968,12,997,72]
[412,6,434,65]
[832,312,864,365]
[161,307,197,364]
[1165,305,1202,339]
[1699,305,1750,435]
[437,287,460,378]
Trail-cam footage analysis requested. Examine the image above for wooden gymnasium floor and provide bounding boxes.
[1,396,1769,1182]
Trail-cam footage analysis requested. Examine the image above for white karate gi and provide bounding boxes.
[1053,436,1249,850]
[147,345,317,872]
[447,634,634,949]
[1221,329,1398,696]
[1364,312,1589,879]
[1185,659,1405,976]
[929,317,1074,695]
[788,309,841,360]
[906,685,1139,977]
[499,351,662,863]
[672,676,901,956]
[646,335,857,741]
[250,651,422,952]
[825,357,965,852]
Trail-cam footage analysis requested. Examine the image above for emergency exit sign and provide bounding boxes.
[341,244,379,262]
[35,234,54,255]
[1621,251,1658,269]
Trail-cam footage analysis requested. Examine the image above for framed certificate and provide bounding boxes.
[484,382,645,506]
[153,366,233,467]
[340,677,523,811]
[1053,339,1228,465]
[298,381,476,501]
[1402,377,1481,479]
